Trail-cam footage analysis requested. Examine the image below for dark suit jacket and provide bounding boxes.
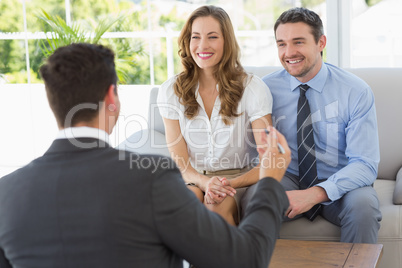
[0,138,289,268]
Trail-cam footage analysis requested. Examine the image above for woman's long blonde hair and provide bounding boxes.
[174,5,247,125]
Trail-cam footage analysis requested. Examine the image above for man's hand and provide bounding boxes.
[285,186,329,218]
[258,126,291,182]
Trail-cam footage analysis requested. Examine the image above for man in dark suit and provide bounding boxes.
[0,43,290,268]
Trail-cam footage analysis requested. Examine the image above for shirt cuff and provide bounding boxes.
[316,179,340,204]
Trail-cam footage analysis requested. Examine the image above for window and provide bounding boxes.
[350,0,402,67]
[1,0,329,84]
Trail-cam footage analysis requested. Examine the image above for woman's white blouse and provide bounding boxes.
[157,74,273,172]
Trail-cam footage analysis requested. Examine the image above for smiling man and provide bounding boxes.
[242,7,382,243]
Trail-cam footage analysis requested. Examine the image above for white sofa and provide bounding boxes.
[119,67,402,268]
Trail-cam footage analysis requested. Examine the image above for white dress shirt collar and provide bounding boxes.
[56,127,110,144]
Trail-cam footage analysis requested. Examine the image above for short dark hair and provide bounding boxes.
[274,7,324,43]
[39,43,117,127]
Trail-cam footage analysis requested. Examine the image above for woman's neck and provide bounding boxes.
[198,69,217,93]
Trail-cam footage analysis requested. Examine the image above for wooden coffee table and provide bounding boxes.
[269,239,383,268]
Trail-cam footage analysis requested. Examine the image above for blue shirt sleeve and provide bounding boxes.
[318,85,380,202]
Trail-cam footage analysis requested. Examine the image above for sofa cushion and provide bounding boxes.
[280,179,400,239]
[117,129,170,157]
[375,179,402,238]
[393,168,402,204]
[280,216,340,241]
[149,87,166,135]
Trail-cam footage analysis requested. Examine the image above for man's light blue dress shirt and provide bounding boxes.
[262,62,380,202]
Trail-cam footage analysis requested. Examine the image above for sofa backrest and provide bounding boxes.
[148,87,165,135]
[349,68,402,180]
[148,66,402,180]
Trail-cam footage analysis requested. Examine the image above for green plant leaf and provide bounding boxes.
[36,9,131,83]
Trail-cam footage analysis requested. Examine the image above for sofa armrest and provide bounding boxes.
[393,167,402,204]
[117,129,170,157]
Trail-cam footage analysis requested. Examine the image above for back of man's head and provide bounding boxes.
[274,7,324,43]
[40,43,117,128]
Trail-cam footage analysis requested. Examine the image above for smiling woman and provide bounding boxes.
[157,5,273,226]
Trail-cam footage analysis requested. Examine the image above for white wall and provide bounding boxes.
[0,84,153,177]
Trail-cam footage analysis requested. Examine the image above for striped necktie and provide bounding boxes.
[297,84,321,220]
